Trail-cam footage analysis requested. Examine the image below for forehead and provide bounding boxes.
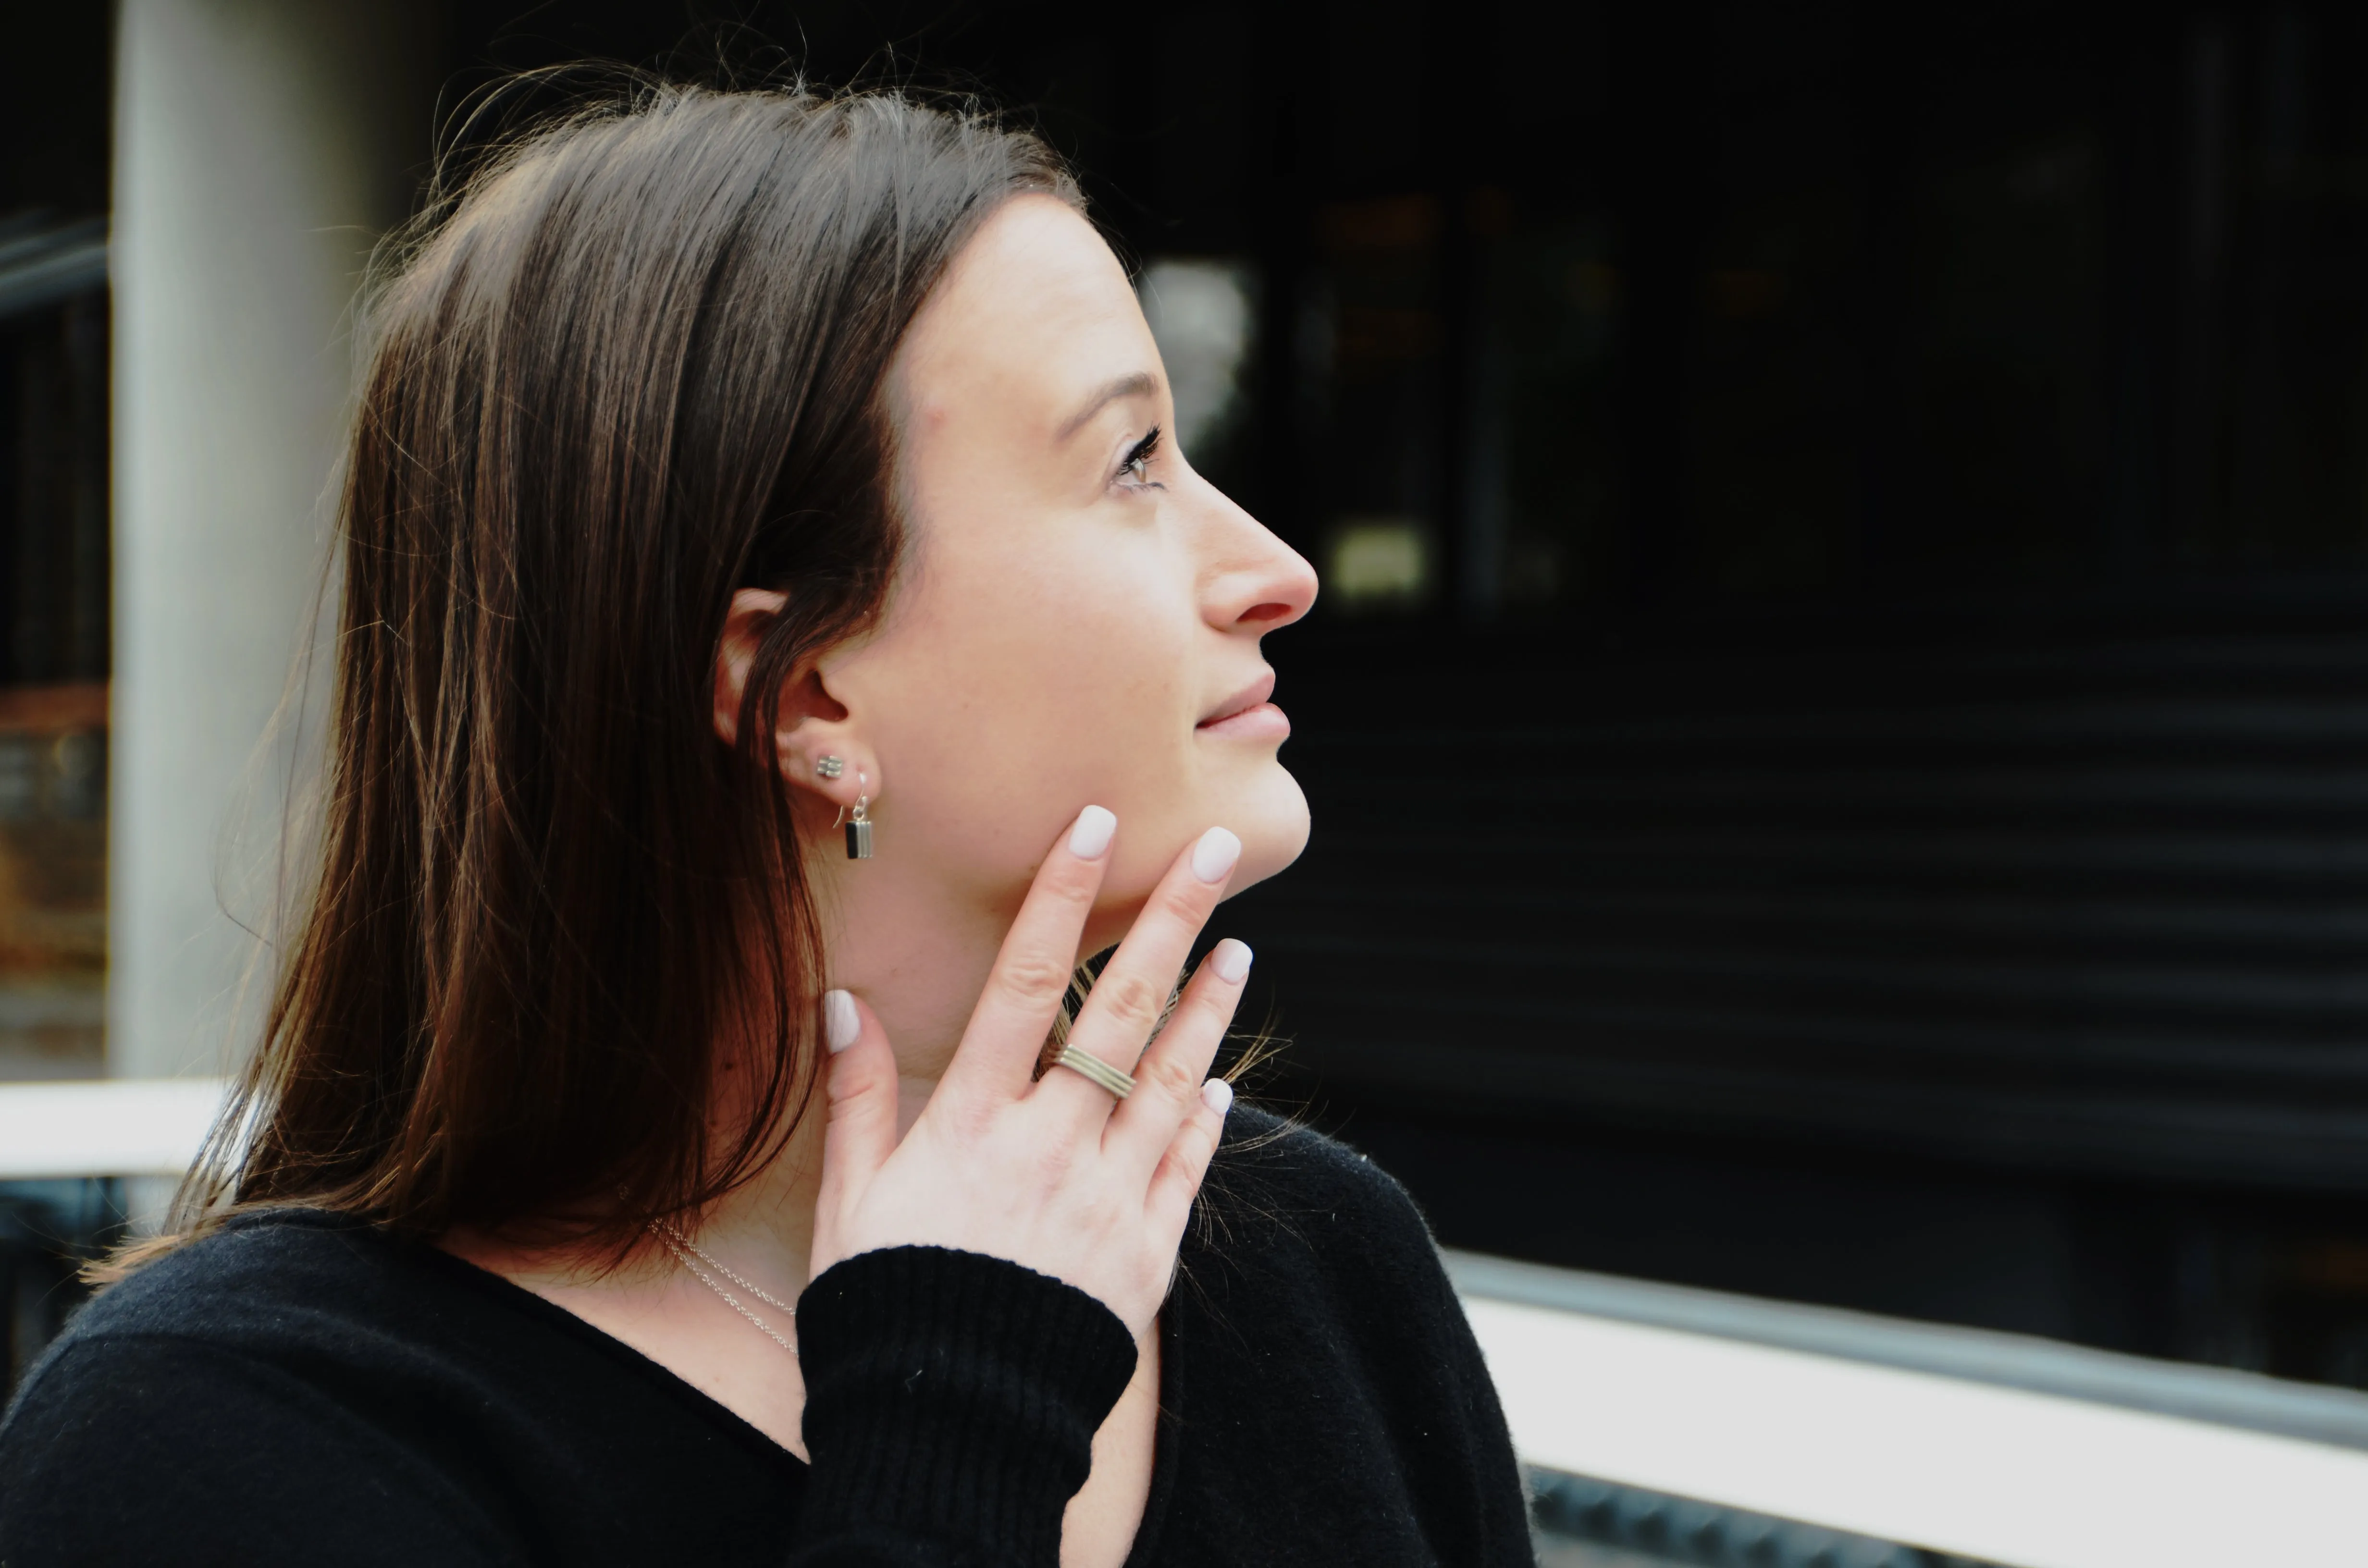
[895,195,1155,432]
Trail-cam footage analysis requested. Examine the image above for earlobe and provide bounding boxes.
[773,671,865,790]
[767,675,879,823]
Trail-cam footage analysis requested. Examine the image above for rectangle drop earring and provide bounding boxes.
[845,793,872,859]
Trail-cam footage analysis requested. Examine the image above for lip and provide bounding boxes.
[1196,671,1288,741]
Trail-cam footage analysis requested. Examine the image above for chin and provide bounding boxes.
[1224,766,1312,900]
[1080,764,1310,955]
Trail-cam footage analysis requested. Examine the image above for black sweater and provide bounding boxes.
[0,1109,1533,1567]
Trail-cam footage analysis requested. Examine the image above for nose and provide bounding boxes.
[1200,490,1319,634]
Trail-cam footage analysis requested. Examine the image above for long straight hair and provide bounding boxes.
[148,84,1078,1262]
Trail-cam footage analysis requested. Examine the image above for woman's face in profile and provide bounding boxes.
[825,194,1319,939]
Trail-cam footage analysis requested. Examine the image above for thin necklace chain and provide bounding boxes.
[646,1216,798,1359]
[651,1217,800,1313]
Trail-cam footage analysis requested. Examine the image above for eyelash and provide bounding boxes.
[1117,426,1165,491]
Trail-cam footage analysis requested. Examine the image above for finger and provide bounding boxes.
[813,990,898,1220]
[937,806,1116,1104]
[1145,1076,1234,1242]
[1104,938,1250,1177]
[1037,825,1239,1124]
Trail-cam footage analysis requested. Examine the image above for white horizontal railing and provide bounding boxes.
[0,1077,227,1180]
[1448,1250,2368,1568]
[3,1081,2363,1564]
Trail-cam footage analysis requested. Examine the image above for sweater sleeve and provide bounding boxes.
[787,1246,1138,1568]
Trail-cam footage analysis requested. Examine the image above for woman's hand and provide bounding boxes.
[806,806,1251,1339]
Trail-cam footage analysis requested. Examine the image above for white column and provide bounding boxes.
[109,0,424,1122]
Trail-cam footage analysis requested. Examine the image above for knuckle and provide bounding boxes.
[1189,1119,1224,1166]
[1167,1122,1215,1175]
[993,951,1074,1008]
[1031,855,1103,910]
[1154,880,1209,927]
[1096,970,1168,1032]
[824,1057,879,1107]
[1134,1051,1199,1106]
[1146,1168,1194,1223]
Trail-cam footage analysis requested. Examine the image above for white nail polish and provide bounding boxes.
[1201,1078,1234,1116]
[1069,805,1117,860]
[1211,938,1253,983]
[1191,826,1241,884]
[824,990,861,1054]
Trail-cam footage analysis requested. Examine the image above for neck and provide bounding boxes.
[446,827,1024,1305]
[681,827,1030,1285]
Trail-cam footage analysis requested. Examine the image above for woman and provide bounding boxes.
[0,85,1530,1567]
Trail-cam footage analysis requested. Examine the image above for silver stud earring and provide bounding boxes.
[814,755,845,780]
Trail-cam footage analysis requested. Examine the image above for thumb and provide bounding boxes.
[816,989,899,1206]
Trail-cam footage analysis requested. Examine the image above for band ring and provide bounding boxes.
[1052,1043,1135,1100]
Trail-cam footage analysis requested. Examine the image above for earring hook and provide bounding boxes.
[843,770,874,860]
[830,770,869,831]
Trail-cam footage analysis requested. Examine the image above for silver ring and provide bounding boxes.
[1052,1043,1135,1099]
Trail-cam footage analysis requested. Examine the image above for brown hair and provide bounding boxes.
[150,83,1079,1262]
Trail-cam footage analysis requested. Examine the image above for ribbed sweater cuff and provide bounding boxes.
[794,1246,1138,1565]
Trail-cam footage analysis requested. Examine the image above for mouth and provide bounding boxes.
[1196,670,1288,741]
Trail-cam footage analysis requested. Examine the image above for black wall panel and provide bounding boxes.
[1234,605,2368,1192]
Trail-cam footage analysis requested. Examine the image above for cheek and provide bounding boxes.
[869,529,1198,879]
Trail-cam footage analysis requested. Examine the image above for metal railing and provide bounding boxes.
[1448,1251,2368,1568]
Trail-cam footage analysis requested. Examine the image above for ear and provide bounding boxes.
[713,588,881,811]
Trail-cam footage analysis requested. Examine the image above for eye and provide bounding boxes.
[1117,426,1165,490]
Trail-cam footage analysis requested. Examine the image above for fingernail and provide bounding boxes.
[1202,1078,1234,1116]
[1191,826,1241,884]
[1069,805,1117,860]
[1210,938,1253,983]
[824,990,861,1053]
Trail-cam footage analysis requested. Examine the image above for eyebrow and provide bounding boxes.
[1055,372,1158,441]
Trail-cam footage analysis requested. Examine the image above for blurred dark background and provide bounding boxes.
[12,0,2368,1395]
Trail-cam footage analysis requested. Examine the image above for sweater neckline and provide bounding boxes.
[400,1220,815,1479]
[406,1212,1186,1560]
